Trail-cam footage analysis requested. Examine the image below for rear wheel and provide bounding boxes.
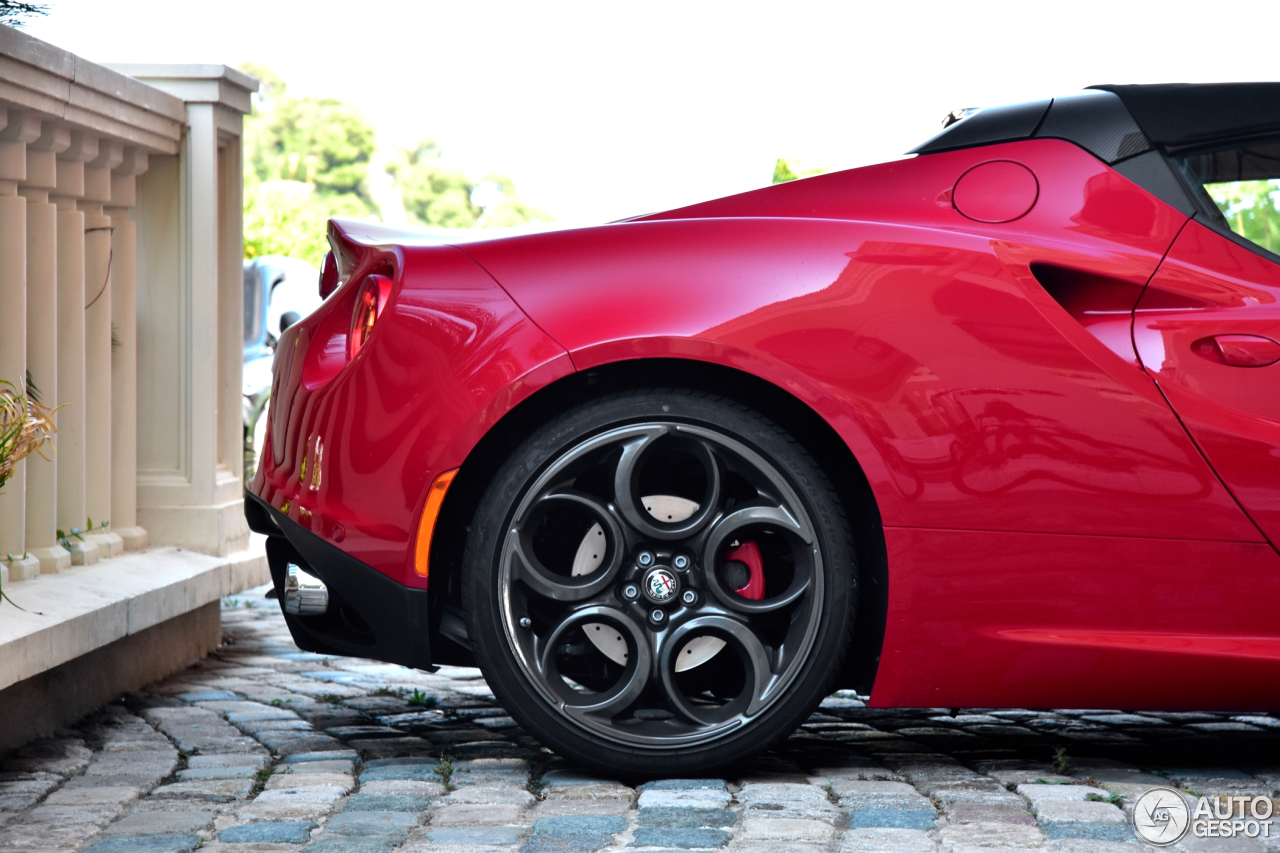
[462,389,856,775]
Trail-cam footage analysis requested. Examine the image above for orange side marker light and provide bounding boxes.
[414,468,459,578]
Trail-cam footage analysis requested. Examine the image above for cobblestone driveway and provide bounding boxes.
[2,587,1279,852]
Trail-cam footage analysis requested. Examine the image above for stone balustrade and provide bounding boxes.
[1,25,257,580]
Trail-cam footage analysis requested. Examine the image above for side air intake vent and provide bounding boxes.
[1031,263,1147,363]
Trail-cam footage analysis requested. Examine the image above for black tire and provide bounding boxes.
[461,389,856,776]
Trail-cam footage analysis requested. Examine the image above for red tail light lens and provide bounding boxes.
[319,251,339,298]
[348,274,392,359]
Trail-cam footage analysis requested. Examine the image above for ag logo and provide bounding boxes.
[642,567,679,604]
[1133,787,1190,846]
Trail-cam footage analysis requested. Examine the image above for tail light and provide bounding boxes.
[348,274,392,359]
[319,251,339,298]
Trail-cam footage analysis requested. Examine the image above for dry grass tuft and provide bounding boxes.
[0,379,58,492]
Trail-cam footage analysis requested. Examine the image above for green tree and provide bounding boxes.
[242,182,328,267]
[237,64,549,254]
[772,158,830,185]
[390,138,480,228]
[1208,180,1280,255]
[389,138,549,230]
[475,174,552,228]
[239,63,378,216]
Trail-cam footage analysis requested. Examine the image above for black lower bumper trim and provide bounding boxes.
[245,491,434,672]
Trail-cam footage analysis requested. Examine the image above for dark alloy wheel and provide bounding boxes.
[462,390,856,775]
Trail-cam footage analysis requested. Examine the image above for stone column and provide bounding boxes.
[81,142,124,558]
[121,66,257,557]
[0,109,42,580]
[108,148,149,551]
[21,122,71,574]
[52,133,99,565]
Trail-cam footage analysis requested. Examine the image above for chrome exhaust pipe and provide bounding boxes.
[283,563,329,616]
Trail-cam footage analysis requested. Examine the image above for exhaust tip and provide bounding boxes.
[284,563,329,616]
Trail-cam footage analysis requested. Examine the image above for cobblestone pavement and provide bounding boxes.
[3,588,1280,853]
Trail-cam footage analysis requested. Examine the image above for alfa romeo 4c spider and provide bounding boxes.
[247,83,1280,775]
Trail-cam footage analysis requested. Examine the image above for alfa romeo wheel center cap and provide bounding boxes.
[642,567,680,604]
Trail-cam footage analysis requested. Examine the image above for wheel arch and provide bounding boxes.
[428,356,887,694]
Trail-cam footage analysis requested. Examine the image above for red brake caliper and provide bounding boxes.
[724,540,765,600]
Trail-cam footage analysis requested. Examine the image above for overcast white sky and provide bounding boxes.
[24,0,1280,223]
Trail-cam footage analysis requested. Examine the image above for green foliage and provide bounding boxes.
[0,0,48,27]
[1208,180,1280,254]
[242,182,354,267]
[389,138,550,230]
[407,689,437,708]
[244,391,270,479]
[56,527,84,551]
[1,378,56,493]
[239,63,378,264]
[238,62,550,258]
[772,158,830,185]
[434,757,455,791]
[24,370,40,405]
[240,63,378,212]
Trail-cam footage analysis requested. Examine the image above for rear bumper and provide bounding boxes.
[245,491,434,671]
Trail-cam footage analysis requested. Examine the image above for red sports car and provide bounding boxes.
[246,83,1280,775]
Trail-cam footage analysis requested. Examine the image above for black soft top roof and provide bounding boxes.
[1088,83,1280,150]
[912,82,1280,163]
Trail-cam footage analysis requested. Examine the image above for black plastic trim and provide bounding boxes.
[909,99,1052,155]
[1034,90,1150,163]
[1111,150,1199,216]
[244,493,283,536]
[245,491,434,671]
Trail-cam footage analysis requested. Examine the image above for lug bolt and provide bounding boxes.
[519,617,532,629]
[637,550,654,567]
[680,589,698,606]
[672,554,689,570]
[622,584,639,601]
[649,608,666,624]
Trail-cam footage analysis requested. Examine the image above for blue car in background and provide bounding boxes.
[243,255,322,462]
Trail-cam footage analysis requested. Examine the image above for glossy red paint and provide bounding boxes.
[874,528,1280,708]
[1200,334,1280,367]
[1135,220,1280,546]
[465,141,1254,544]
[951,160,1039,223]
[251,238,571,587]
[249,134,1280,708]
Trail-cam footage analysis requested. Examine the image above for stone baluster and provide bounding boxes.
[21,122,72,574]
[108,148,148,551]
[0,109,42,580]
[81,142,124,558]
[52,132,99,564]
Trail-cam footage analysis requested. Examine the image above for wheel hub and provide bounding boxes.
[641,565,680,604]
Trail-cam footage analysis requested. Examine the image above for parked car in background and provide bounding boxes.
[247,83,1280,775]
[243,256,322,462]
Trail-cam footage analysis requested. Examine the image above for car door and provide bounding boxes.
[1133,139,1280,545]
